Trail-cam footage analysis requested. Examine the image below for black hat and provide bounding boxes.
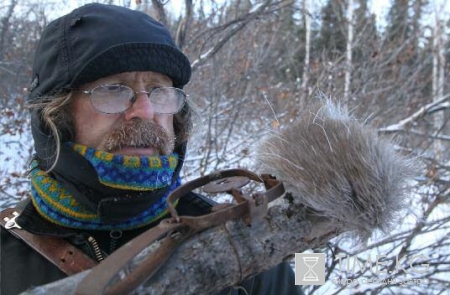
[28,3,191,101]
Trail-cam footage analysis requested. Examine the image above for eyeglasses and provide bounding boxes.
[80,85,186,114]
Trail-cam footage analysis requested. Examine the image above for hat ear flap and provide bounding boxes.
[31,109,57,170]
[30,109,73,170]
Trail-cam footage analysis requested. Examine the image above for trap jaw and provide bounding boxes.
[167,169,284,228]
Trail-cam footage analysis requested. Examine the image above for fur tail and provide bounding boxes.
[256,99,418,241]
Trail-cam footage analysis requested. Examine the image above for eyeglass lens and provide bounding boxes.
[89,85,185,114]
[92,85,132,114]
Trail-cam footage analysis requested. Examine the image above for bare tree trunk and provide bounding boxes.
[175,0,193,50]
[0,0,17,61]
[151,0,168,27]
[432,9,446,159]
[300,0,311,105]
[344,0,353,105]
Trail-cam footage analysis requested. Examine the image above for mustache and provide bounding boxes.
[103,119,175,155]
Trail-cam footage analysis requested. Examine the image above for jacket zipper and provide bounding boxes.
[87,236,105,262]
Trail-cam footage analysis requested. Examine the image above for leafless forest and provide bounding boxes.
[1,0,449,294]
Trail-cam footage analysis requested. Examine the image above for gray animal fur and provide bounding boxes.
[256,99,417,241]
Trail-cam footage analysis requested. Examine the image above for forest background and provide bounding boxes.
[1,0,449,294]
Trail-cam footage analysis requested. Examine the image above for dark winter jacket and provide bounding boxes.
[1,193,303,295]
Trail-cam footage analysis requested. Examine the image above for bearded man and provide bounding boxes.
[0,3,302,295]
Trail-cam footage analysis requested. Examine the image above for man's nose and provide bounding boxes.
[123,92,155,121]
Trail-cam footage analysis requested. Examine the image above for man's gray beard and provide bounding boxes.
[103,119,175,155]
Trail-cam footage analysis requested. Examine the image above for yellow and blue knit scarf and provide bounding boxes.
[30,143,180,230]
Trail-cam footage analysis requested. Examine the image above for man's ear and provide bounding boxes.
[59,108,75,142]
[173,104,192,146]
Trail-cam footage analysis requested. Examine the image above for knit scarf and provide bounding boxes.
[30,143,180,230]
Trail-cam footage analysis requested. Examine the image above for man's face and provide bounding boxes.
[71,71,175,156]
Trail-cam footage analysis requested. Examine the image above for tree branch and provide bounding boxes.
[378,94,450,133]
[190,0,294,71]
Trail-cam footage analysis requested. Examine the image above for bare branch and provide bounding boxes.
[378,94,450,133]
